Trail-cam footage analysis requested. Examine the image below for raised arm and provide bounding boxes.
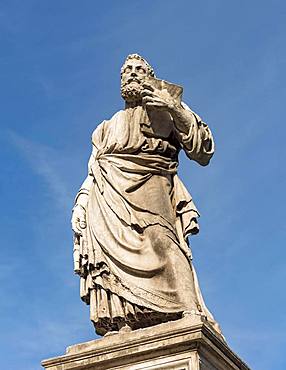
[170,102,214,166]
[141,82,214,166]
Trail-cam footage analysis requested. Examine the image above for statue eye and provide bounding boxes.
[124,66,132,73]
[137,67,146,74]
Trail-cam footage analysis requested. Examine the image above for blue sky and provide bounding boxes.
[1,1,285,369]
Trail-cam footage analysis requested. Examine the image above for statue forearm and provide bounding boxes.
[169,102,214,166]
[74,148,97,210]
[169,103,197,135]
[74,174,94,210]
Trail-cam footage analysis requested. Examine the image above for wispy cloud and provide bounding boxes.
[231,327,285,344]
[1,306,95,366]
[9,131,73,211]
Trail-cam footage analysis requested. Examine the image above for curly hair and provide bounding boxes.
[121,54,155,77]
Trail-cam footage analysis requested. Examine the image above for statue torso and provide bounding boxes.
[92,106,180,160]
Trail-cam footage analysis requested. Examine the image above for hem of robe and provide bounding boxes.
[82,267,189,313]
[80,265,223,337]
[90,285,183,336]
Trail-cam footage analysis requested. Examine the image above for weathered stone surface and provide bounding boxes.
[42,316,250,370]
[71,53,221,336]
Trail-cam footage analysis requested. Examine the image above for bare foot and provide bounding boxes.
[118,323,132,333]
[104,330,119,337]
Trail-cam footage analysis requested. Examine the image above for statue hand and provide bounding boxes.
[71,204,87,236]
[141,83,177,112]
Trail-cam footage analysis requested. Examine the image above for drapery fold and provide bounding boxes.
[73,105,220,335]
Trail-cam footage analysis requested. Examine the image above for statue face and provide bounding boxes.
[120,58,149,103]
[121,59,148,84]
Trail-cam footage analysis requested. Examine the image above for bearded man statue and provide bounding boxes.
[71,54,221,336]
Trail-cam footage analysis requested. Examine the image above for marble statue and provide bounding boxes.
[71,54,221,336]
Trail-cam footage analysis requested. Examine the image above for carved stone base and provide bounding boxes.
[41,316,250,370]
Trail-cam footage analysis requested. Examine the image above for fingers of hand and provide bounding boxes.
[142,95,153,104]
[143,96,167,107]
[141,89,154,98]
[142,82,154,91]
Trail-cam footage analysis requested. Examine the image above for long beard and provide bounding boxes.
[121,81,143,103]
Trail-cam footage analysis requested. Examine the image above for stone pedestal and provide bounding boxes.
[42,316,250,370]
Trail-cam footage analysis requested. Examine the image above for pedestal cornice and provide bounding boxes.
[42,316,250,370]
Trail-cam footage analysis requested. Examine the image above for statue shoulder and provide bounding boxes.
[181,102,203,123]
[91,110,125,143]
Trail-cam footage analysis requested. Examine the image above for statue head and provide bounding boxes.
[120,54,155,104]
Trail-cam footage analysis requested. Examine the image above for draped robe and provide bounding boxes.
[73,103,220,335]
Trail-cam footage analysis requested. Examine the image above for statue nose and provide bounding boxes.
[131,72,137,77]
